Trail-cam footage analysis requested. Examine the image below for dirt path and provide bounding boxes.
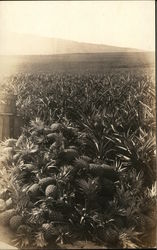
[58,241,108,249]
[0,225,17,249]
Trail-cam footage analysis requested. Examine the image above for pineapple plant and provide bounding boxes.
[34,231,48,248]
[42,223,58,240]
[13,224,32,248]
[118,228,142,248]
[2,138,17,148]
[28,207,46,226]
[55,225,73,244]
[0,70,155,248]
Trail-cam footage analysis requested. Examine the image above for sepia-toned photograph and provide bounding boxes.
[0,1,156,249]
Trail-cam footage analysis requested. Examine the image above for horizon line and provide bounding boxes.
[0,51,155,57]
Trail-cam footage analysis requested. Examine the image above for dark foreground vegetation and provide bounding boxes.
[0,70,156,248]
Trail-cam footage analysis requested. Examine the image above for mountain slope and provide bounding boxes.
[0,32,142,55]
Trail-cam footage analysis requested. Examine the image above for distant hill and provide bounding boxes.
[0,33,143,55]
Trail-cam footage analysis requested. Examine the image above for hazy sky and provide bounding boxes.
[0,1,155,51]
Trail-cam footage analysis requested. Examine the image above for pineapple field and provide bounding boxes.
[0,70,156,248]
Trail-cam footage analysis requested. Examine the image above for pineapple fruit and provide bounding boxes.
[144,214,156,230]
[0,188,10,200]
[45,185,57,198]
[74,158,89,170]
[134,214,146,231]
[57,149,79,163]
[22,163,36,171]
[49,210,64,222]
[50,123,63,133]
[0,199,6,211]
[80,155,92,163]
[46,132,59,141]
[39,177,56,190]
[6,197,13,209]
[134,213,156,231]
[17,224,32,234]
[28,183,41,197]
[10,215,23,230]
[0,209,16,226]
[104,228,119,245]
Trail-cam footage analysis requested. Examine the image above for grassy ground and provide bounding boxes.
[0,52,154,75]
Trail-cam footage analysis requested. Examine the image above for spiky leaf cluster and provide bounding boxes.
[0,71,156,248]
